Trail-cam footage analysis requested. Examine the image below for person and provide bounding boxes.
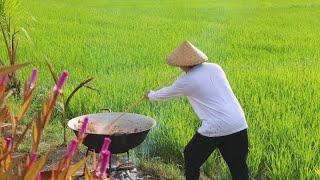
[145,41,249,180]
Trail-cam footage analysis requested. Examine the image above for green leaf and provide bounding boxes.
[20,27,33,45]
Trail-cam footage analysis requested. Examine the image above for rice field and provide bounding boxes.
[2,0,320,179]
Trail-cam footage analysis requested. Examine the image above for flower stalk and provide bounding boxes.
[43,71,68,126]
[78,116,89,138]
[95,137,112,179]
[0,74,9,94]
[24,68,38,99]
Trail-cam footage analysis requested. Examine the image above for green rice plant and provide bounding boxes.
[10,0,320,179]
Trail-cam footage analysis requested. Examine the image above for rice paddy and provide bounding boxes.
[2,0,319,179]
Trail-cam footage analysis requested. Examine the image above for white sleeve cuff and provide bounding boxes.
[147,90,158,101]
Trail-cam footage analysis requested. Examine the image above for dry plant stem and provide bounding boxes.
[0,77,36,161]
[0,118,33,162]
[64,78,94,110]
[0,62,32,77]
[63,77,95,143]
[0,18,23,96]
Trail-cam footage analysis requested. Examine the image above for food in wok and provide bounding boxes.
[68,112,156,153]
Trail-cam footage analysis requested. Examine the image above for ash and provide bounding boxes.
[110,168,143,180]
[109,162,157,180]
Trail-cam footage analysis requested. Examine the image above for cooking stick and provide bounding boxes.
[101,71,182,134]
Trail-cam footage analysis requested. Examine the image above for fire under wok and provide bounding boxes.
[67,112,156,154]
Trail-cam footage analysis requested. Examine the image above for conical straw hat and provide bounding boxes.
[166,41,208,67]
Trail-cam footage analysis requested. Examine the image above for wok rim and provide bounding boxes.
[67,112,157,135]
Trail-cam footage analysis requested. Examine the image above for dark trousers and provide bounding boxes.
[184,129,249,180]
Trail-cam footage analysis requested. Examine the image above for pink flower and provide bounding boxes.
[0,75,9,94]
[78,117,89,137]
[35,173,41,180]
[28,68,38,90]
[27,151,39,174]
[30,152,38,164]
[66,139,78,158]
[5,136,12,151]
[24,68,38,98]
[98,150,111,179]
[53,70,68,93]
[96,137,112,179]
[101,137,111,152]
[0,75,9,86]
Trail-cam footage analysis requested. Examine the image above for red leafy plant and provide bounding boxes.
[53,119,112,180]
[84,137,112,180]
[0,64,112,179]
[50,117,89,179]
[95,137,112,179]
[0,63,71,179]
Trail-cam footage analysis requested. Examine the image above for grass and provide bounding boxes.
[138,158,184,180]
[1,0,319,179]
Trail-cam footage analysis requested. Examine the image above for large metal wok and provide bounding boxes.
[68,112,156,154]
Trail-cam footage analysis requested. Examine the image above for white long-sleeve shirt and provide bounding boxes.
[148,63,248,137]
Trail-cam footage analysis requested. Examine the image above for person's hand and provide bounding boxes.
[144,91,150,100]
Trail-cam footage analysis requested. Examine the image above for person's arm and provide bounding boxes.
[147,78,189,101]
